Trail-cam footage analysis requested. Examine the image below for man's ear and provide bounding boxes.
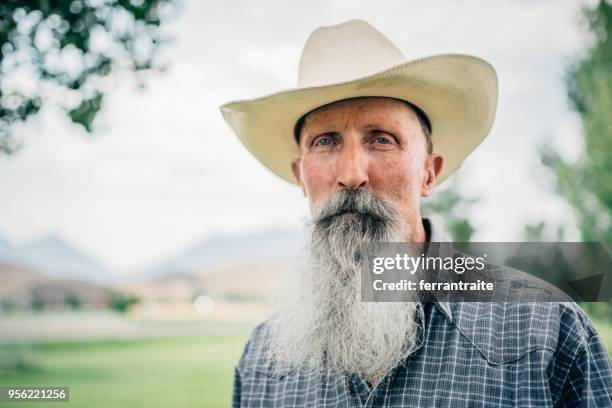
[291,159,307,197]
[421,154,444,197]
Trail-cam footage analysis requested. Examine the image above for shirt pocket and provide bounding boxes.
[451,302,559,365]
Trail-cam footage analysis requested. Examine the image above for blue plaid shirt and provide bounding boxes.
[233,219,612,407]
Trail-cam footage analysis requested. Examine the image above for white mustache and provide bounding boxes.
[313,188,397,229]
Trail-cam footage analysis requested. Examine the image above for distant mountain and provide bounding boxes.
[0,236,25,268]
[0,236,12,252]
[0,262,112,310]
[0,262,49,295]
[0,228,305,284]
[142,228,304,278]
[0,234,111,283]
[121,260,290,303]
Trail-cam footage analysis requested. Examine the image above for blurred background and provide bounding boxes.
[0,0,610,406]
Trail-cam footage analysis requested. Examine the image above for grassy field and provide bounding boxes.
[0,334,249,408]
[0,318,610,408]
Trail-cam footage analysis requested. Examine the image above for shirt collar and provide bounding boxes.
[421,217,453,322]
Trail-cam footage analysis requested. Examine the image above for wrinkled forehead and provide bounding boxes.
[294,96,430,144]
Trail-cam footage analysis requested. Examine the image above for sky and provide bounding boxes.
[0,0,597,273]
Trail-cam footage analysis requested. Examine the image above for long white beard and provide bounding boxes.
[267,189,419,379]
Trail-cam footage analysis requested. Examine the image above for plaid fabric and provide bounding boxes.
[232,218,612,407]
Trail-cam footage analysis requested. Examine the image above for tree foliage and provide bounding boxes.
[538,1,612,317]
[108,290,139,313]
[0,0,176,154]
[540,0,612,246]
[422,180,478,242]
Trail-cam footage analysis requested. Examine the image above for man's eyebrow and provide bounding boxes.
[360,123,403,138]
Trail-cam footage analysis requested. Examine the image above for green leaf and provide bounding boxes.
[68,93,103,133]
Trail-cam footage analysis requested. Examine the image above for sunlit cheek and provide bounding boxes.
[301,155,336,200]
[370,155,422,202]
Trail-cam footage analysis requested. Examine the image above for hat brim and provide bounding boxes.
[220,53,498,185]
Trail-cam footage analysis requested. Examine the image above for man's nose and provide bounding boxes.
[335,141,369,190]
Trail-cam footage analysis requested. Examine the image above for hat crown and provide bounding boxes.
[298,19,406,88]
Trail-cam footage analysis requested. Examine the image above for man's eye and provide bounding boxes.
[315,137,333,146]
[374,136,391,144]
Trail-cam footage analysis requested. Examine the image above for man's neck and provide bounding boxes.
[404,217,427,242]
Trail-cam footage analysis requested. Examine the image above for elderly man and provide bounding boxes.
[221,20,612,407]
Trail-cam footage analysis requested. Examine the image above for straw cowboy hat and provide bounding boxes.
[220,19,498,185]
